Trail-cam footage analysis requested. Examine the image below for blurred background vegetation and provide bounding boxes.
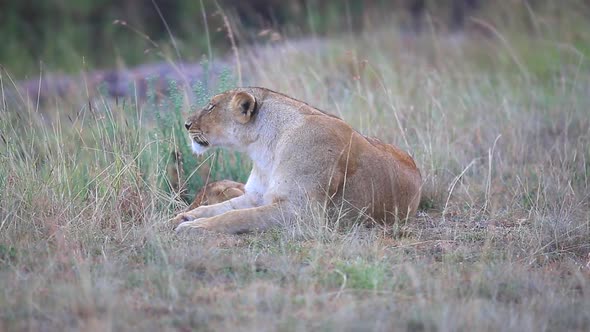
[3,0,589,78]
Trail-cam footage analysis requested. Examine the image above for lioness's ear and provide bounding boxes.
[231,91,256,124]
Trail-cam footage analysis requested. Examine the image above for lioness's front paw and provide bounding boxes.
[169,213,195,229]
[175,219,210,234]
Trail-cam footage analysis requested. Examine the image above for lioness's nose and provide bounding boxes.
[184,121,192,130]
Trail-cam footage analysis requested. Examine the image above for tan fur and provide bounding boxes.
[186,180,245,210]
[171,87,422,234]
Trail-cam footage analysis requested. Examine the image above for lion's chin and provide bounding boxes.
[191,141,210,155]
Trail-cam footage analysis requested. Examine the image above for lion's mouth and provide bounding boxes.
[191,135,210,147]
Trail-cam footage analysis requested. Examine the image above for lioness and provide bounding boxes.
[171,87,421,234]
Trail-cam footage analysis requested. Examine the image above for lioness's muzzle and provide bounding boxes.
[191,132,209,146]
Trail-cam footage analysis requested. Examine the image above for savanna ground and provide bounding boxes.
[1,2,590,331]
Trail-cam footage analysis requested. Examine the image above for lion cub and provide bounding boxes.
[171,87,421,234]
[186,180,245,210]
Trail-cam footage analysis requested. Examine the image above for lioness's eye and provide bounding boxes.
[206,104,215,113]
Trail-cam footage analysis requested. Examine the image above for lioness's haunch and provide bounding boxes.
[171,87,421,234]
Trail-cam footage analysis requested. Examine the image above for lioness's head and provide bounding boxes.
[185,90,257,155]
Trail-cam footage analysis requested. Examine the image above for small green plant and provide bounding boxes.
[324,259,388,290]
[0,244,17,264]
